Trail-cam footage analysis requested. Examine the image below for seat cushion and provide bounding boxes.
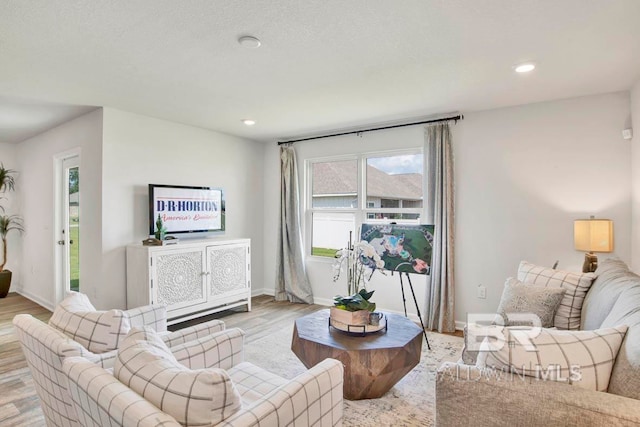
[114,327,241,426]
[49,292,130,353]
[517,261,595,330]
[228,362,287,404]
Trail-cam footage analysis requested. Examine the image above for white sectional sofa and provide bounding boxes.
[436,259,640,426]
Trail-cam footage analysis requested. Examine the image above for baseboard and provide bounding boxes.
[312,296,335,307]
[16,288,54,311]
[252,288,275,297]
[250,291,464,329]
[12,286,466,331]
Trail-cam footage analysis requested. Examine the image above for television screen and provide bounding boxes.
[360,223,434,275]
[149,184,225,235]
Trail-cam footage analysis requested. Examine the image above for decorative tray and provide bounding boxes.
[329,315,387,336]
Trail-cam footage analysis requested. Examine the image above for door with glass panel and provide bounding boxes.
[58,155,80,293]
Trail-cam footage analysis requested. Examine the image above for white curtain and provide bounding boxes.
[424,123,455,333]
[275,145,314,304]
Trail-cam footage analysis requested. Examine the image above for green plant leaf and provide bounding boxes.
[358,288,375,301]
[333,291,376,311]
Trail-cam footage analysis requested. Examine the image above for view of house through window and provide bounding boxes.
[309,152,424,257]
[310,159,357,257]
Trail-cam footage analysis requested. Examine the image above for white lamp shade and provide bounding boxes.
[574,219,613,252]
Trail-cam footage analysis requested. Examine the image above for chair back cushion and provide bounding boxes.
[582,259,637,330]
[13,314,90,427]
[114,327,241,426]
[585,259,640,400]
[49,292,130,353]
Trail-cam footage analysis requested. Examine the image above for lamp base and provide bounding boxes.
[582,253,598,273]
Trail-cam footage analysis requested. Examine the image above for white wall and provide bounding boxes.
[15,110,103,309]
[100,108,265,310]
[455,92,631,325]
[631,80,640,272]
[263,92,633,326]
[0,142,21,287]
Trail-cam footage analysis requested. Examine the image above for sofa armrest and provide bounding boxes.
[171,328,245,370]
[162,318,225,347]
[84,349,118,369]
[219,358,344,427]
[436,362,640,427]
[62,357,181,427]
[125,304,167,332]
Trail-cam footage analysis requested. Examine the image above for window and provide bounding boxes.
[307,151,424,257]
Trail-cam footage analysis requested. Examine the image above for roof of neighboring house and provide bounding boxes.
[312,161,422,200]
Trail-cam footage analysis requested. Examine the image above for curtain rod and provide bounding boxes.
[277,114,463,145]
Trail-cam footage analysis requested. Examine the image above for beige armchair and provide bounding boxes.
[62,334,345,427]
[13,303,226,427]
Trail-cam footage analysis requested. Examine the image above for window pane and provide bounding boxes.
[68,166,80,292]
[311,212,355,257]
[366,154,423,209]
[364,212,421,222]
[312,160,357,208]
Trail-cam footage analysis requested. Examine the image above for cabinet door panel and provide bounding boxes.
[153,248,207,313]
[207,244,248,297]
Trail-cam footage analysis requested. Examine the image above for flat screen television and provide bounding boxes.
[149,184,225,236]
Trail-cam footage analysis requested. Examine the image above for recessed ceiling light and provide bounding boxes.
[514,63,536,73]
[238,36,261,49]
[242,119,256,126]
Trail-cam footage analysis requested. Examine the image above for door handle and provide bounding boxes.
[69,240,74,244]
[57,240,65,245]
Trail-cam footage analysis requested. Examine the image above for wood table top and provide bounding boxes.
[293,308,422,351]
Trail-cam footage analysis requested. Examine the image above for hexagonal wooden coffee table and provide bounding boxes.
[291,309,423,400]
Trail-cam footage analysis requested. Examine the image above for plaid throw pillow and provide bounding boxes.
[114,327,241,426]
[518,261,596,330]
[477,325,628,391]
[49,292,130,353]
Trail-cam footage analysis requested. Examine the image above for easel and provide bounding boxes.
[398,272,431,350]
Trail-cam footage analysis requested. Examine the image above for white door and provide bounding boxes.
[56,154,80,300]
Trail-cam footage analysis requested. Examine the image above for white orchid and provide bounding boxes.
[333,238,386,295]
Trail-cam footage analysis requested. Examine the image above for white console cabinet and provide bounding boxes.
[126,238,250,325]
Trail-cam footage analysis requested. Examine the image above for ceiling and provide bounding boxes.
[1,0,640,144]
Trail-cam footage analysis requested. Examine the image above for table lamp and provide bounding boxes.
[574,217,613,273]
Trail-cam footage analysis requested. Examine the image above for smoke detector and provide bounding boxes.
[238,36,261,49]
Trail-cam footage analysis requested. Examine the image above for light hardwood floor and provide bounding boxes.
[0,293,322,426]
[0,292,459,426]
[0,293,51,427]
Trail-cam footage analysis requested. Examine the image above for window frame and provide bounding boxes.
[305,148,424,259]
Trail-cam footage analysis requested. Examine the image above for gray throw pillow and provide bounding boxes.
[496,278,566,328]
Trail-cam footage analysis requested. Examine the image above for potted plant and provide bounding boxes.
[0,164,24,298]
[331,288,377,325]
[331,234,385,325]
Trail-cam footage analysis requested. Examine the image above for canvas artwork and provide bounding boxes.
[360,224,435,275]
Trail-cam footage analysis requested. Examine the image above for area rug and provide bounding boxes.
[243,324,463,426]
